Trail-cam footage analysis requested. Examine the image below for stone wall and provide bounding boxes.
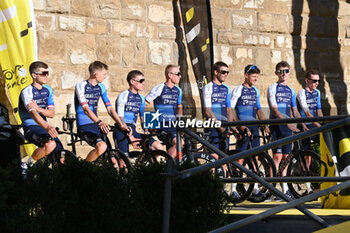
[2,0,350,157]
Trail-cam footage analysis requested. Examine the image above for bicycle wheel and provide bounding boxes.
[247,152,277,203]
[52,149,77,165]
[128,151,141,166]
[182,152,224,177]
[149,150,176,165]
[287,150,327,198]
[226,150,254,204]
[108,149,133,173]
[133,150,175,167]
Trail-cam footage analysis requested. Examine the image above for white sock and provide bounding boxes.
[26,156,35,165]
[232,183,237,192]
[253,183,259,194]
[306,182,312,192]
[282,183,288,193]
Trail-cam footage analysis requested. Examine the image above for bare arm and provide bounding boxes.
[304,110,321,127]
[27,101,55,118]
[204,107,216,119]
[257,109,270,134]
[177,104,183,116]
[271,106,299,132]
[106,106,128,131]
[291,106,303,131]
[229,108,244,137]
[270,105,285,119]
[29,110,58,138]
[81,105,109,133]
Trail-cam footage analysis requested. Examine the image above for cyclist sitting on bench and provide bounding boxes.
[19,61,63,165]
[74,61,131,162]
[114,70,163,156]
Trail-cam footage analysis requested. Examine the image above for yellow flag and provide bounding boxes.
[320,130,350,209]
[0,0,37,155]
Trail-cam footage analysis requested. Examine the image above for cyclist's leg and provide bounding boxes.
[207,128,221,160]
[151,139,163,150]
[271,125,288,174]
[24,125,56,162]
[281,131,293,196]
[86,140,107,162]
[113,127,129,154]
[160,127,182,158]
[248,126,267,196]
[271,125,292,197]
[78,124,107,162]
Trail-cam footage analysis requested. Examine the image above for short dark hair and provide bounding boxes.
[29,61,48,77]
[213,61,228,72]
[244,64,260,74]
[275,61,290,71]
[127,70,144,85]
[88,61,108,76]
[165,64,179,77]
[305,69,319,79]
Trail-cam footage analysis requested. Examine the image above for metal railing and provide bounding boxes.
[161,116,350,233]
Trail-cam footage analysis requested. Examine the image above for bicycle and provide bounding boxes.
[60,104,132,172]
[32,132,78,167]
[181,130,225,172]
[180,129,253,203]
[127,131,176,168]
[277,132,328,198]
[227,128,277,203]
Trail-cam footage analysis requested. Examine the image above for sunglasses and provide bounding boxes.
[133,78,145,83]
[170,72,181,76]
[277,69,290,74]
[245,65,258,74]
[219,70,229,75]
[34,71,49,76]
[308,79,320,83]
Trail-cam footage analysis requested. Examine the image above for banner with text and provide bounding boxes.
[0,0,37,155]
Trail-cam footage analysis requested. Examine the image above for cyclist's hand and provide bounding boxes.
[302,125,309,131]
[126,126,133,136]
[230,127,241,140]
[288,124,299,132]
[229,127,239,135]
[27,100,40,112]
[131,140,141,149]
[46,125,58,138]
[314,122,322,128]
[120,124,129,132]
[240,126,251,137]
[98,121,110,134]
[264,126,270,135]
[218,127,226,133]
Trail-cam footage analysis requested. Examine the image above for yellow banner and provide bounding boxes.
[0,0,37,155]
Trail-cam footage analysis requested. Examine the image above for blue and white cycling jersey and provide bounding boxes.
[19,84,55,127]
[297,88,321,124]
[203,82,231,121]
[75,80,112,126]
[117,89,145,125]
[231,84,261,121]
[268,82,297,119]
[145,83,182,122]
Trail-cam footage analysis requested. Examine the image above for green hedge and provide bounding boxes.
[0,159,228,233]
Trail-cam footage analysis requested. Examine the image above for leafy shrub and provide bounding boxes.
[0,159,227,233]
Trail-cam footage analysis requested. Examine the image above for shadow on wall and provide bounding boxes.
[292,0,348,115]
